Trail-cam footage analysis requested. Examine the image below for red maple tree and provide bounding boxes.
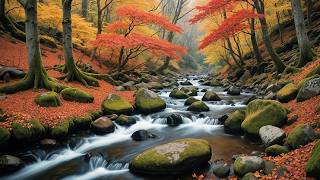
[91,6,186,72]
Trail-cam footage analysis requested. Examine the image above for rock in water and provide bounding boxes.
[241,100,287,135]
[0,155,23,173]
[129,138,211,175]
[296,78,320,102]
[167,114,183,126]
[285,124,316,149]
[202,91,221,101]
[91,117,115,135]
[135,88,166,114]
[233,156,264,176]
[227,86,241,95]
[305,140,320,179]
[102,94,133,115]
[187,101,210,112]
[259,125,286,147]
[115,115,137,126]
[184,97,200,106]
[169,88,189,99]
[131,130,156,141]
[224,110,245,133]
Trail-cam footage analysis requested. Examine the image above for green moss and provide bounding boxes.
[0,127,10,145]
[169,89,189,99]
[202,91,221,101]
[234,156,264,176]
[283,66,300,75]
[50,120,73,139]
[241,99,287,135]
[276,83,299,103]
[286,124,315,149]
[60,88,94,103]
[210,79,223,86]
[187,101,210,112]
[184,97,200,106]
[102,94,133,115]
[129,138,211,174]
[35,91,61,107]
[224,110,245,132]
[11,119,45,142]
[135,88,166,114]
[73,114,93,130]
[305,140,320,178]
[265,145,289,156]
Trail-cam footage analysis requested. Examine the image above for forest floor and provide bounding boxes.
[0,35,134,129]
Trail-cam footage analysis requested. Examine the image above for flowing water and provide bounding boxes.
[1,75,263,180]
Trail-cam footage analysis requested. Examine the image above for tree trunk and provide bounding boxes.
[62,0,98,87]
[249,18,263,65]
[291,0,314,67]
[254,0,286,73]
[158,31,174,72]
[0,0,65,93]
[82,0,88,18]
[306,0,313,26]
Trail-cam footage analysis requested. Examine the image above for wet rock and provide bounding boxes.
[202,91,221,101]
[91,117,115,135]
[227,86,241,96]
[276,83,299,103]
[187,101,210,112]
[241,100,287,135]
[198,114,206,118]
[224,110,245,133]
[129,138,211,175]
[135,88,166,114]
[212,162,230,178]
[233,156,264,176]
[61,88,94,103]
[167,114,183,127]
[184,97,200,106]
[265,145,289,156]
[106,114,118,121]
[264,92,276,100]
[12,119,45,143]
[306,140,320,179]
[170,88,189,99]
[115,115,137,126]
[35,92,61,107]
[40,139,57,148]
[259,125,286,147]
[243,96,257,105]
[285,124,316,149]
[102,94,134,115]
[218,115,228,123]
[296,78,320,102]
[0,155,23,174]
[131,130,157,141]
[201,89,207,92]
[180,80,193,86]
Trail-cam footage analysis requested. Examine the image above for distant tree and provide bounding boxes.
[291,0,314,67]
[82,0,88,18]
[91,5,187,74]
[0,0,65,93]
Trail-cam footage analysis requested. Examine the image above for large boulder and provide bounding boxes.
[169,89,189,99]
[202,91,221,101]
[265,145,289,157]
[91,117,115,135]
[135,89,166,114]
[61,88,94,103]
[187,101,210,112]
[0,155,23,173]
[11,119,45,143]
[209,79,223,86]
[233,156,264,176]
[184,97,200,106]
[224,110,245,133]
[241,100,287,135]
[0,127,10,145]
[167,114,183,127]
[35,92,61,107]
[296,78,320,102]
[49,121,73,140]
[131,130,157,141]
[285,124,316,149]
[115,115,137,126]
[102,94,133,115]
[227,86,241,96]
[276,83,299,103]
[129,138,211,175]
[259,125,286,147]
[305,140,320,178]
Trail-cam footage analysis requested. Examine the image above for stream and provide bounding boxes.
[1,75,263,180]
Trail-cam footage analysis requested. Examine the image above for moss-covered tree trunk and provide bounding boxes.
[249,18,263,66]
[254,0,286,74]
[61,0,98,87]
[291,0,314,67]
[0,0,65,94]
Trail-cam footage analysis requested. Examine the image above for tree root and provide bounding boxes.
[59,67,99,87]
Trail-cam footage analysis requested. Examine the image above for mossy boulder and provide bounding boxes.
[224,110,245,133]
[0,127,10,145]
[241,100,287,135]
[169,88,189,99]
[305,140,320,178]
[265,145,289,156]
[35,92,61,107]
[202,91,221,101]
[210,79,223,86]
[129,138,212,175]
[11,119,45,142]
[102,94,133,115]
[286,124,316,149]
[297,75,320,89]
[147,82,163,90]
[184,97,200,106]
[115,115,137,126]
[296,77,320,102]
[241,172,258,180]
[187,101,210,112]
[50,120,73,139]
[61,88,94,103]
[276,83,299,103]
[135,88,166,114]
[234,156,264,176]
